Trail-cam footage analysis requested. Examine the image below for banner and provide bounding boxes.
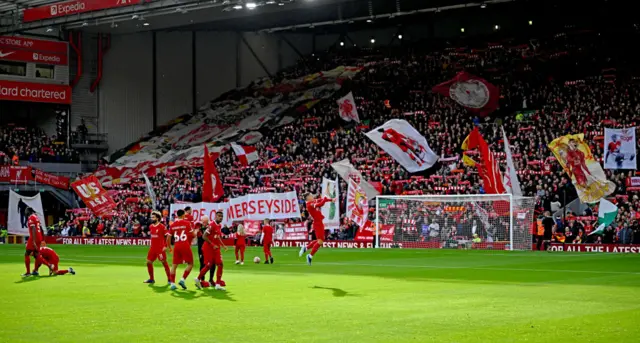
[331,159,379,199]
[354,222,394,242]
[346,179,369,228]
[23,0,146,22]
[71,175,117,217]
[604,127,636,170]
[627,177,640,187]
[321,177,340,229]
[336,92,360,122]
[548,133,615,203]
[366,119,438,173]
[501,126,522,196]
[0,80,71,104]
[170,191,301,227]
[548,243,640,253]
[45,237,152,246]
[462,127,506,194]
[0,48,67,65]
[33,169,69,190]
[280,222,308,240]
[0,36,68,53]
[9,166,33,184]
[242,220,261,236]
[142,173,157,210]
[8,190,46,235]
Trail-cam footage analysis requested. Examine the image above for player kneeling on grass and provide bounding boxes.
[299,193,332,265]
[196,211,227,291]
[167,209,196,290]
[144,211,172,284]
[33,242,75,276]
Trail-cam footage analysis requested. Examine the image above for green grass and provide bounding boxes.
[1,245,640,342]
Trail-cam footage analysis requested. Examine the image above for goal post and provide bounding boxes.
[374,194,535,250]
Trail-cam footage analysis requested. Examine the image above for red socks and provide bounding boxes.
[24,256,31,274]
[197,263,211,280]
[170,273,176,283]
[57,270,69,275]
[235,249,239,260]
[162,262,171,281]
[310,242,321,256]
[182,269,191,280]
[240,247,245,262]
[147,263,154,280]
[216,264,223,283]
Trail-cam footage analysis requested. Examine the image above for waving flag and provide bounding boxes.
[346,179,369,228]
[336,92,360,123]
[230,143,259,166]
[203,145,224,202]
[432,71,499,117]
[331,159,379,200]
[548,133,615,203]
[461,127,505,194]
[142,173,157,210]
[604,127,636,170]
[366,119,438,173]
[71,176,117,217]
[501,127,522,196]
[590,199,618,235]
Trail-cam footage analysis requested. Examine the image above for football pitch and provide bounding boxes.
[1,245,640,343]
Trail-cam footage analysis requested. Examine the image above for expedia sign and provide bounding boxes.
[23,0,147,22]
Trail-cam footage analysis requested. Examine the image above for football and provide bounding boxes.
[253,257,261,264]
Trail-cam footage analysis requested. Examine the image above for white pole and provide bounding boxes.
[509,193,514,251]
[375,196,380,249]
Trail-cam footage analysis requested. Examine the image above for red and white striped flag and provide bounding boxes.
[230,143,259,166]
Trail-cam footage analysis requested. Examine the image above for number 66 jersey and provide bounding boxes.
[169,218,194,265]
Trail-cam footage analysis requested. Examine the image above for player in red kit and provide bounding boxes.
[23,207,44,277]
[143,211,171,284]
[195,211,227,290]
[261,219,274,264]
[235,224,247,265]
[33,242,75,276]
[167,209,195,290]
[299,194,332,265]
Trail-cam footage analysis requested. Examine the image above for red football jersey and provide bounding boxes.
[27,214,43,246]
[262,225,274,243]
[149,223,168,250]
[39,246,59,262]
[608,141,622,153]
[206,221,223,248]
[170,219,194,248]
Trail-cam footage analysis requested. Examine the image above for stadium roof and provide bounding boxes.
[0,0,518,34]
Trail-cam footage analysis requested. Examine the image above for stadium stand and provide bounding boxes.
[15,25,640,246]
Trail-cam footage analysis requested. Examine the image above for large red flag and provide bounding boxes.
[71,175,117,217]
[432,71,499,117]
[461,127,505,194]
[203,145,223,202]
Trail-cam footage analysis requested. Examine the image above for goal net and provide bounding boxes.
[374,194,535,250]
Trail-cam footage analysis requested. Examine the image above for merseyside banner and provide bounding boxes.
[8,190,46,235]
[170,191,301,227]
[346,179,369,228]
[366,119,438,173]
[71,175,117,217]
[604,127,636,170]
[548,133,615,203]
[321,177,340,230]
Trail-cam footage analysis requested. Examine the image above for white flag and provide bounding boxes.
[142,173,157,210]
[501,127,522,196]
[366,119,438,173]
[331,159,379,199]
[8,190,46,236]
[604,127,637,170]
[336,92,360,123]
[346,179,369,228]
[321,178,340,229]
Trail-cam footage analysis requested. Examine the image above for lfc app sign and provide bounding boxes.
[23,0,147,22]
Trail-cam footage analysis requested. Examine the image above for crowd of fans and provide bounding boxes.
[0,125,79,164]
[6,25,640,246]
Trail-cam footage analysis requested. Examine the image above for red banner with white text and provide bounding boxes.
[281,222,308,240]
[33,169,70,189]
[23,0,148,22]
[71,175,117,217]
[0,80,71,104]
[242,220,261,236]
[354,222,395,242]
[548,243,640,253]
[0,35,68,65]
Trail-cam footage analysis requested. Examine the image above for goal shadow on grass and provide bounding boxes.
[311,286,359,298]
